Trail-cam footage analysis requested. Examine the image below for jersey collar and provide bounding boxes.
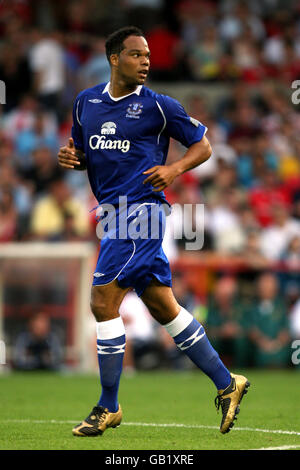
[102,82,142,101]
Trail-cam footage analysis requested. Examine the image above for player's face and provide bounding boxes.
[116,35,150,86]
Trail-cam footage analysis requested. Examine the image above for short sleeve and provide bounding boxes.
[71,94,84,151]
[156,94,208,148]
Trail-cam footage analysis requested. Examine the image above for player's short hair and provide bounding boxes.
[105,26,144,64]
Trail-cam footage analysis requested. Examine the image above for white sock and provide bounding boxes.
[96,316,125,340]
[163,307,193,338]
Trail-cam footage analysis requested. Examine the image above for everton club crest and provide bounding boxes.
[126,102,143,119]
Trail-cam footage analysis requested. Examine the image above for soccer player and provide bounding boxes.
[58,26,250,436]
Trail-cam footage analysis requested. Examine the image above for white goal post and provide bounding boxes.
[0,242,95,371]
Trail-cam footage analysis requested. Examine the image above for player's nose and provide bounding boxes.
[141,56,150,67]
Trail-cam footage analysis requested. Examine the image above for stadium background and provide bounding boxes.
[0,0,300,376]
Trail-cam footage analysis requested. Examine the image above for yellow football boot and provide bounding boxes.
[215,373,250,434]
[72,404,122,436]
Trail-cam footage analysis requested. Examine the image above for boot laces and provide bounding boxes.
[214,394,230,416]
[91,406,108,424]
[214,395,222,413]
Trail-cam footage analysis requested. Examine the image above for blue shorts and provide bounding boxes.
[92,199,172,296]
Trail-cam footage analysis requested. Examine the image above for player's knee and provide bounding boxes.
[90,298,118,322]
[90,299,105,321]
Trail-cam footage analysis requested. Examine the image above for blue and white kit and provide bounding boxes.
[72,82,207,295]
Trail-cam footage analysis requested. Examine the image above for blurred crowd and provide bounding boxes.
[9,270,300,371]
[2,0,300,91]
[117,271,299,371]
[1,0,300,369]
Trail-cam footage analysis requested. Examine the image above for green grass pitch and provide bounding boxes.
[0,369,300,450]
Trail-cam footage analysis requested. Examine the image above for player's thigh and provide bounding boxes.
[91,280,130,321]
[141,278,180,324]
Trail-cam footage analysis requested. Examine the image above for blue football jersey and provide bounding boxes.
[72,82,207,205]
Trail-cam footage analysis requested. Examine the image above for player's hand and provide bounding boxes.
[58,138,86,170]
[142,165,180,192]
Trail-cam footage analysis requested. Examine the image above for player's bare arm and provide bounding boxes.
[58,137,86,170]
[142,135,212,192]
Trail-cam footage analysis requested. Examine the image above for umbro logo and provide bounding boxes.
[89,99,102,103]
[94,272,105,277]
[177,327,206,351]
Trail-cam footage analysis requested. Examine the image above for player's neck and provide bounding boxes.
[109,77,139,98]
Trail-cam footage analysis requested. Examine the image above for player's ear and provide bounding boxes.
[110,54,119,67]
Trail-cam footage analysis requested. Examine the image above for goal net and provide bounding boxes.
[0,242,96,372]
